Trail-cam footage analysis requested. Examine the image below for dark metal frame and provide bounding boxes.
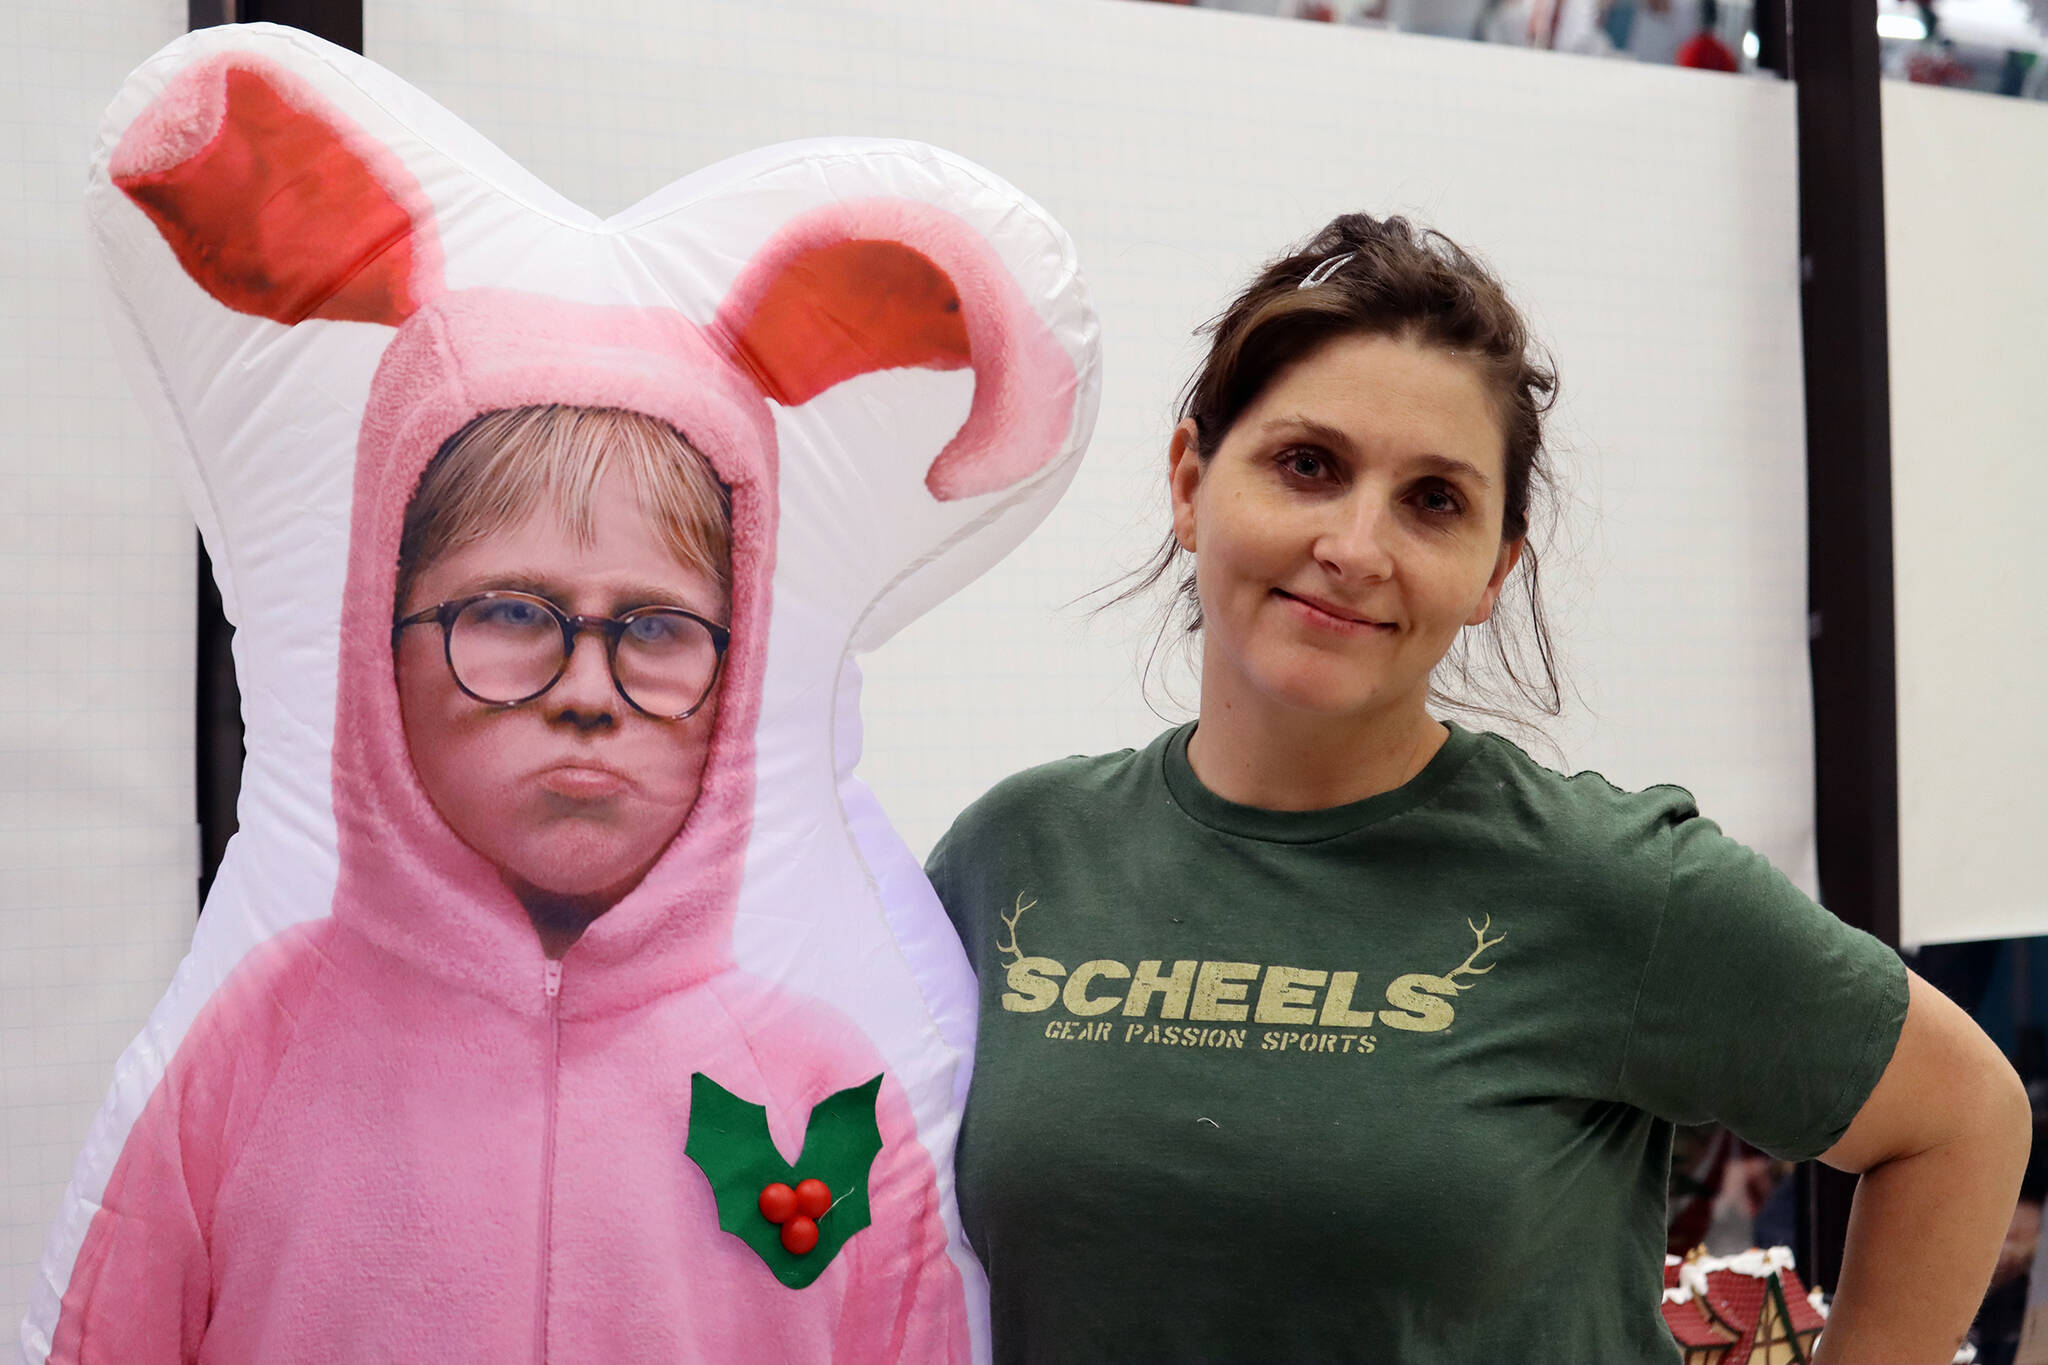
[1778,0,1902,1295]
[181,0,1899,1293]
[189,0,361,49]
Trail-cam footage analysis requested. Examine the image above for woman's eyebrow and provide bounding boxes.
[1263,414,1356,454]
[1408,453,1491,488]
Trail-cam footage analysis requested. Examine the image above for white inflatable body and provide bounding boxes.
[26,23,1097,1365]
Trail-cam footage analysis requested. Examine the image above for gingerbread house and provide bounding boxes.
[1662,1255,1742,1365]
[1678,1247,1827,1365]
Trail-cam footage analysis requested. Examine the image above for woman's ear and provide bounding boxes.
[1168,419,1204,554]
[1466,536,1527,627]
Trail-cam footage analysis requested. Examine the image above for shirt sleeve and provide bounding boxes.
[1613,812,1909,1161]
[925,787,1015,976]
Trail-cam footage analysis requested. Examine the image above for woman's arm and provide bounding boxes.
[1811,968,2031,1364]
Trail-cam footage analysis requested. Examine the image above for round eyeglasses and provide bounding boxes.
[392,591,731,721]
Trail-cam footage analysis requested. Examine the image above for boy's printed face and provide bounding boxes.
[395,466,726,909]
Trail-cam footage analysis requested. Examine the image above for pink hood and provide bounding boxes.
[332,286,781,1017]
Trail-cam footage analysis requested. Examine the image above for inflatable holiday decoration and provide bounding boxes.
[26,24,1097,1365]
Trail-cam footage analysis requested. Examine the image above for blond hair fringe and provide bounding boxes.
[397,405,732,613]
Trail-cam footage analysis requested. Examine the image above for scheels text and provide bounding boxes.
[1003,957,1460,1034]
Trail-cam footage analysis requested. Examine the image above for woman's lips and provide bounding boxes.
[535,763,632,800]
[1274,589,1393,635]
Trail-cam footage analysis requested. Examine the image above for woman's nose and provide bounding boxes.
[1315,492,1397,581]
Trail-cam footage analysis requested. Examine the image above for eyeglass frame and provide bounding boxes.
[391,590,732,721]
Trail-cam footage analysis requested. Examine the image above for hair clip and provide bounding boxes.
[1298,251,1357,289]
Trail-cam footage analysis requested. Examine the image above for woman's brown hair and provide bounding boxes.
[1115,212,1563,730]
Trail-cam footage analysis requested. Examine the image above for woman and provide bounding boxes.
[926,214,2027,1363]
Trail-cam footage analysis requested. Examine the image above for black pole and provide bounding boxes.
[1755,0,1791,75]
[187,0,364,907]
[236,0,362,51]
[1785,0,1899,1294]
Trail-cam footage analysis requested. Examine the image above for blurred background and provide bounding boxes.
[1147,0,2048,93]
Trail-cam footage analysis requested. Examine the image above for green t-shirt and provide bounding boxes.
[925,721,1907,1365]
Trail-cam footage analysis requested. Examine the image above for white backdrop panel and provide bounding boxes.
[367,0,1816,891]
[0,0,190,1331]
[1885,82,2048,948]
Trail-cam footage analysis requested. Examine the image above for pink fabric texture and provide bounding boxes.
[50,288,971,1363]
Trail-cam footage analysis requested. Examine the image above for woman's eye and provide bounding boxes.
[1413,483,1464,517]
[1279,448,1329,480]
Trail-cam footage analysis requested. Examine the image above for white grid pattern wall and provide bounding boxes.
[0,0,193,1330]
[1885,82,2048,948]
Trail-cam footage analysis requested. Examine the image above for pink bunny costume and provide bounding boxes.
[28,25,1097,1365]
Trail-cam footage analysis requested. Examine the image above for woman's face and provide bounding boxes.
[395,467,726,908]
[1170,331,1522,730]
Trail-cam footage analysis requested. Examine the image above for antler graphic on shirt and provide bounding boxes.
[995,893,1035,968]
[1439,916,1505,993]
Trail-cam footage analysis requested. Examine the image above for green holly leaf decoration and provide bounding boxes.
[684,1071,885,1288]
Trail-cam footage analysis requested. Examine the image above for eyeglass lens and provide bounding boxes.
[447,596,720,717]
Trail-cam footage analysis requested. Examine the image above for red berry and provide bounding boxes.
[757,1182,796,1224]
[794,1177,832,1219]
[780,1214,819,1255]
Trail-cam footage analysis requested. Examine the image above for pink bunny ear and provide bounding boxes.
[110,55,440,327]
[719,239,972,405]
[715,200,1079,502]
